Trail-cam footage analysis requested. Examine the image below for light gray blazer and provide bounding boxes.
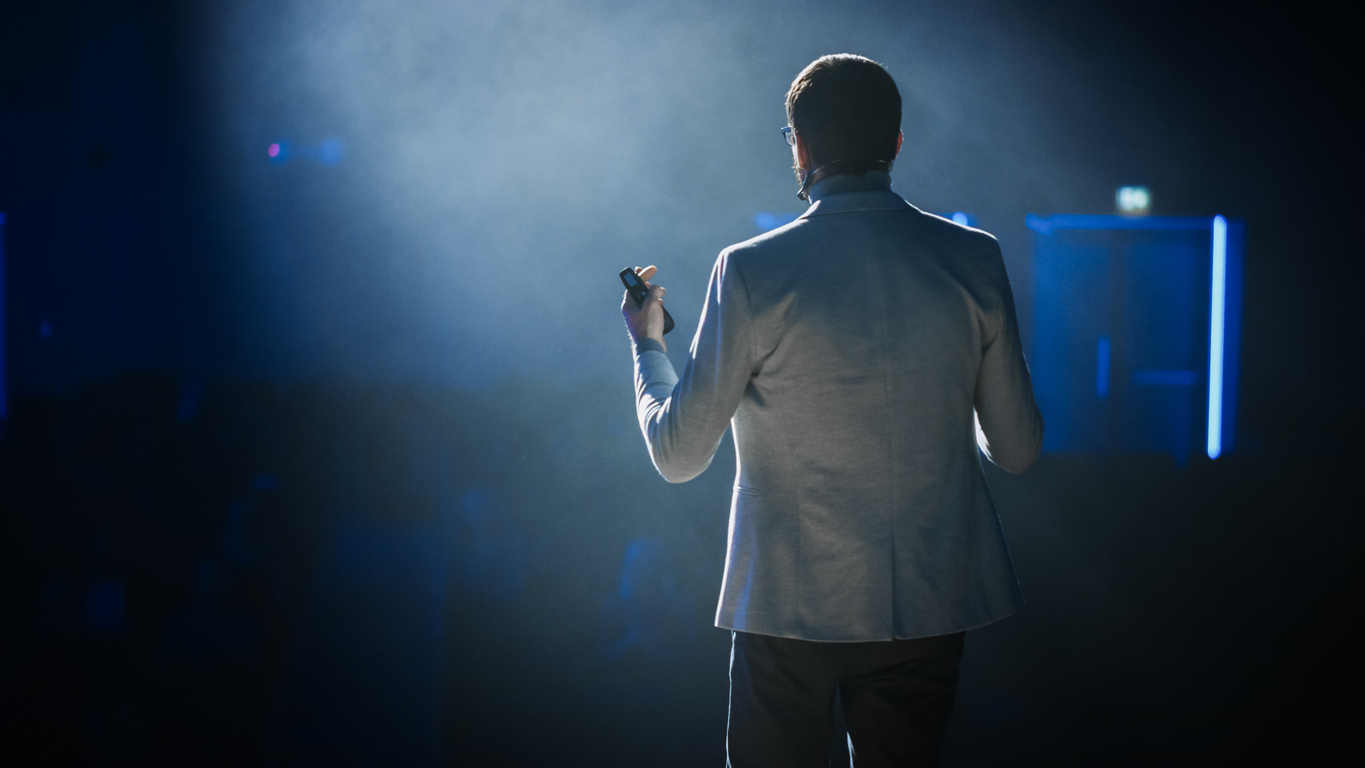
[632,172,1043,641]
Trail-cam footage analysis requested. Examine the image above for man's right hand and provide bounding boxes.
[622,265,667,351]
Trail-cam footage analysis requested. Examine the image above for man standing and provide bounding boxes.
[622,54,1042,767]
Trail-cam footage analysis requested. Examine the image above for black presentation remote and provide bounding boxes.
[619,268,675,335]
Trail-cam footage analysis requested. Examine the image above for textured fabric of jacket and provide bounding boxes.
[631,172,1043,641]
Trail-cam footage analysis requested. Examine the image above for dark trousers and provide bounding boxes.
[727,630,965,768]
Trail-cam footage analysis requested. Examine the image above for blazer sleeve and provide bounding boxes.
[633,250,757,483]
[973,241,1044,474]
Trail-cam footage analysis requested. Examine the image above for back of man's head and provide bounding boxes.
[786,54,901,175]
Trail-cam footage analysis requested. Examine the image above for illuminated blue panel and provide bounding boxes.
[1029,214,1244,461]
[1118,228,1199,458]
[1031,227,1113,452]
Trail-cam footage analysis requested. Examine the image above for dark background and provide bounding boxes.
[1,0,1360,765]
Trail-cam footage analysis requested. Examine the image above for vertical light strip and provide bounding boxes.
[1206,215,1227,458]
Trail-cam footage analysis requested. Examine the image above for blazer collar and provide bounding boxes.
[800,171,911,218]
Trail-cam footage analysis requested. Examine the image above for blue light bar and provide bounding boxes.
[1206,215,1227,458]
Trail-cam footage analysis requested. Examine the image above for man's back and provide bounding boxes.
[633,172,1043,642]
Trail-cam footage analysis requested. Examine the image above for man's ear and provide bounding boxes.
[894,130,903,159]
[794,132,812,171]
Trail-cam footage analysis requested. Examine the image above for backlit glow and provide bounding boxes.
[1206,215,1227,458]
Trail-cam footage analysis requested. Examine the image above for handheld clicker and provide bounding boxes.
[620,268,675,335]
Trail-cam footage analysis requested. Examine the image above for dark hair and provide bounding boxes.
[785,54,901,174]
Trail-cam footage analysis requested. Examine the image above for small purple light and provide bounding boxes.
[267,143,280,158]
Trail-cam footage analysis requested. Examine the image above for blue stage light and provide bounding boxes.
[1207,215,1227,459]
[318,138,344,165]
[754,212,798,231]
